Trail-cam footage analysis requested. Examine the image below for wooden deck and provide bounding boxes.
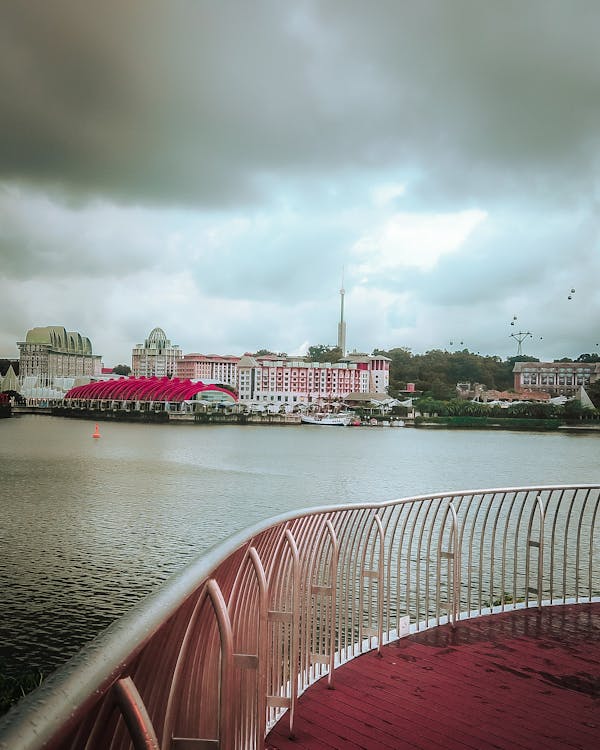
[266,603,600,750]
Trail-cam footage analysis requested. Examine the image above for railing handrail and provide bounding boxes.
[1,483,599,750]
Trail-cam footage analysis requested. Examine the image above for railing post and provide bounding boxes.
[309,520,339,689]
[266,528,300,740]
[112,677,159,750]
[285,529,300,739]
[326,520,339,688]
[162,580,234,750]
[448,502,461,628]
[537,495,545,609]
[247,547,268,749]
[526,494,545,609]
[438,502,461,629]
[375,514,385,652]
[358,512,385,654]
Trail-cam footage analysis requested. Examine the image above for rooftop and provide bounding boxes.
[513,361,600,373]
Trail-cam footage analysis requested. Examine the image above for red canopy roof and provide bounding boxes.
[64,376,237,403]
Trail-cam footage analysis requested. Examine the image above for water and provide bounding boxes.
[1,415,599,679]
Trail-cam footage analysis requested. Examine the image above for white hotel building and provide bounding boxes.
[173,351,390,404]
[236,353,390,405]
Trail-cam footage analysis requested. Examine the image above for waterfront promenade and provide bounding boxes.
[266,603,600,750]
[1,478,599,750]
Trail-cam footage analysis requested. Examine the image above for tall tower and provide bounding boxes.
[337,272,347,357]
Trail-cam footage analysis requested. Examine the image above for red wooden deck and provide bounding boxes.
[266,603,600,750]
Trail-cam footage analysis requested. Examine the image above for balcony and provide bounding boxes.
[0,485,598,750]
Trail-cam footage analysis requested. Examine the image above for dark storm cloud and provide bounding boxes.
[0,188,159,280]
[0,0,355,205]
[2,1,600,363]
[2,1,600,208]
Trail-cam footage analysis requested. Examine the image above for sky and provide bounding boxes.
[1,0,599,366]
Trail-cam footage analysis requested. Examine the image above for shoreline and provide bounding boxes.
[8,407,600,432]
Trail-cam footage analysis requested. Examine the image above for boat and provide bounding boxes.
[367,418,405,427]
[301,413,352,426]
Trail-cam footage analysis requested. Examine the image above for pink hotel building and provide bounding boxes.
[176,352,390,404]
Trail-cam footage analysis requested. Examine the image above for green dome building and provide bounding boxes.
[18,326,102,389]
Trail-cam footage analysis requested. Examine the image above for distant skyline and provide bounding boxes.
[1,1,599,365]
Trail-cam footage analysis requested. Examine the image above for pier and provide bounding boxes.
[267,603,600,749]
[1,484,598,750]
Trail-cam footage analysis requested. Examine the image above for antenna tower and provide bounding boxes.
[510,331,532,356]
[337,270,347,357]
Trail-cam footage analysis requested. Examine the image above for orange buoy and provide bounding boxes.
[92,423,101,439]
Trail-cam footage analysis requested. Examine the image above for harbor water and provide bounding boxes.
[1,415,599,679]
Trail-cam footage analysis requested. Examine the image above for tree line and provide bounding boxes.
[290,345,537,398]
[373,348,600,405]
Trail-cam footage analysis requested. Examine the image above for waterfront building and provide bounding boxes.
[513,361,600,397]
[63,376,236,410]
[176,353,239,386]
[17,326,101,389]
[341,353,391,393]
[131,327,182,378]
[236,354,261,402]
[236,353,390,405]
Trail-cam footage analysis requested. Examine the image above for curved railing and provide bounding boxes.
[1,484,599,750]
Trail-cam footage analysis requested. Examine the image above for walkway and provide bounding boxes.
[266,603,600,750]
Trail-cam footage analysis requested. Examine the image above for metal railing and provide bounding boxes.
[1,484,599,750]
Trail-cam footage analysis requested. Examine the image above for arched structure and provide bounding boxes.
[24,326,93,355]
[64,376,237,406]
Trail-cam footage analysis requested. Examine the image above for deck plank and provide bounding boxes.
[266,603,600,750]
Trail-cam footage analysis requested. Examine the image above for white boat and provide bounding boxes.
[301,413,352,426]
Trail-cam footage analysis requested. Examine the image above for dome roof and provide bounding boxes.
[146,327,168,347]
[25,326,93,354]
[148,327,167,342]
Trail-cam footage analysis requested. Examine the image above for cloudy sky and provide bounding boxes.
[1,0,599,366]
